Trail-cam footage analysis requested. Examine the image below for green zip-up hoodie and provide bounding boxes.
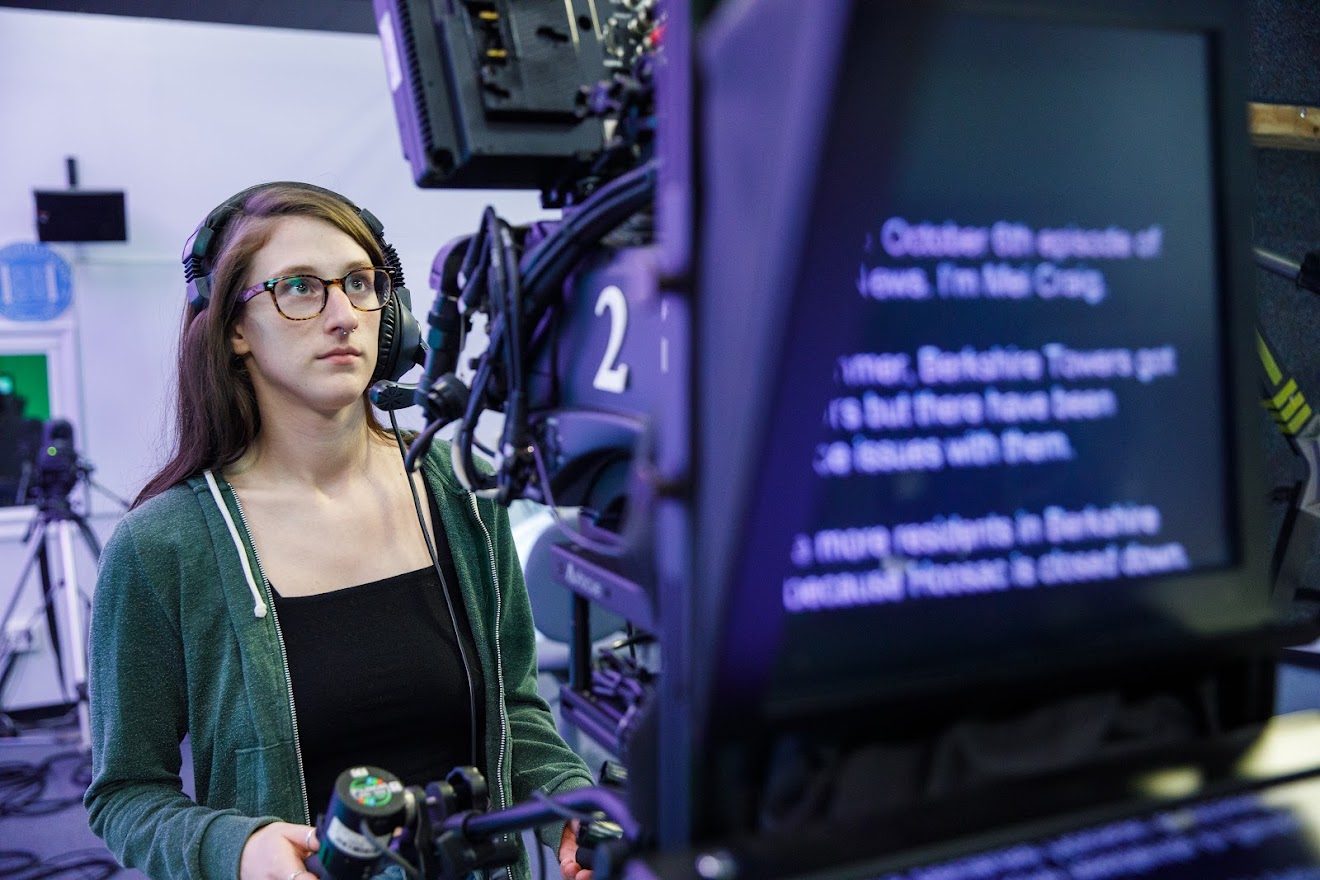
[85,442,594,880]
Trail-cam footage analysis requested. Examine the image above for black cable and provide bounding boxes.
[0,852,34,876]
[403,418,447,473]
[0,754,121,879]
[455,350,499,497]
[407,792,433,880]
[493,216,530,504]
[390,413,481,773]
[487,211,517,391]
[530,446,626,558]
[493,159,657,372]
[477,160,657,397]
[610,629,653,655]
[0,750,91,817]
[501,221,524,391]
[518,160,657,321]
[528,788,600,827]
[404,211,492,472]
[359,817,421,880]
[483,211,514,423]
[458,211,495,316]
[0,848,122,879]
[448,209,508,496]
[449,160,657,501]
[0,760,44,815]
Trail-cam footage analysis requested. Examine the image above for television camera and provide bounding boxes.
[372,0,672,796]
[319,1,1320,879]
[18,418,89,510]
[320,2,671,873]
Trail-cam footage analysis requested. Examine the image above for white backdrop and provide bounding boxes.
[0,7,550,708]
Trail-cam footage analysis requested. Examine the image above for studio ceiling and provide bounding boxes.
[0,0,376,33]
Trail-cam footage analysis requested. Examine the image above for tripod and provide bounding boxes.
[0,485,101,750]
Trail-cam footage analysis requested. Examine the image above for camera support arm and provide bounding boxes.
[450,784,640,843]
[311,776,641,880]
[431,785,640,879]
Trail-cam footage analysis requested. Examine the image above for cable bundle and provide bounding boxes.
[406,160,659,514]
[0,750,122,878]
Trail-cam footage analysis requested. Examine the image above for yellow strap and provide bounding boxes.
[1258,332,1283,385]
[1280,389,1306,420]
[1272,378,1299,409]
[1286,404,1313,435]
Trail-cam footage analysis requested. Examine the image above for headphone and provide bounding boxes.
[180,181,424,385]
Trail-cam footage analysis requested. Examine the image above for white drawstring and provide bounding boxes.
[204,469,268,618]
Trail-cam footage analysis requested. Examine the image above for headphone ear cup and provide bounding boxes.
[373,296,401,386]
[372,285,424,384]
[185,272,211,312]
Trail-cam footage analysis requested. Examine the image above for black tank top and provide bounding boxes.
[270,504,486,821]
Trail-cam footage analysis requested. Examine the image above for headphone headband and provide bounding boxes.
[181,182,406,311]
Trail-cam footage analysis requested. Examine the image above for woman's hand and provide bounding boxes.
[239,821,318,880]
[558,820,593,880]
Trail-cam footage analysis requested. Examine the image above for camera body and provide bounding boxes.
[373,0,657,206]
[24,418,84,507]
[366,3,1288,880]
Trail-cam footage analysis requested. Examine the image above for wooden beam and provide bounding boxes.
[1250,102,1320,151]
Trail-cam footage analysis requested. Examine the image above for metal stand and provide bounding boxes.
[0,499,100,750]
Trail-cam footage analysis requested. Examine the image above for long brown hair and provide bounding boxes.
[135,183,395,507]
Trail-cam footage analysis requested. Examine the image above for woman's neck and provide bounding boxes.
[225,405,382,492]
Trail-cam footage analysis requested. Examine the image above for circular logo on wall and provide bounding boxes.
[0,243,73,321]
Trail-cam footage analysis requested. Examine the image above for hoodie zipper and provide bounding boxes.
[230,489,313,825]
[469,493,508,812]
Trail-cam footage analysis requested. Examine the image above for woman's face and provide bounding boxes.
[230,215,381,418]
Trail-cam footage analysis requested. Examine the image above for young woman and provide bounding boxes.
[84,182,595,880]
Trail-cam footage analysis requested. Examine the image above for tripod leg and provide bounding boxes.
[0,518,48,635]
[0,516,90,749]
[0,519,49,701]
[51,520,91,751]
[71,511,101,561]
[36,534,69,700]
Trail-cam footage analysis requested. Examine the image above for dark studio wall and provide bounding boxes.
[1249,0,1320,587]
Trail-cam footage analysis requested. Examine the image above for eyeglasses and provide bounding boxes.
[239,267,394,321]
